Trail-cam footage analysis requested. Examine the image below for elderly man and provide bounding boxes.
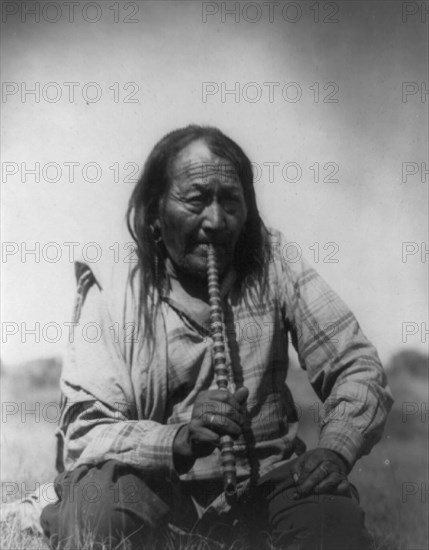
[41,126,393,549]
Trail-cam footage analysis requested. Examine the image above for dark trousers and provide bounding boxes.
[41,459,373,550]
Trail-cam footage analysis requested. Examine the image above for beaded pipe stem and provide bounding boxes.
[206,244,237,501]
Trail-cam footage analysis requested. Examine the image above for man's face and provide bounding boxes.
[157,140,247,279]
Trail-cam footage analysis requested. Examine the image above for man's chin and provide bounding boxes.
[175,258,208,281]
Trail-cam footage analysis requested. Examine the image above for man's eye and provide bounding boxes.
[187,195,204,204]
[185,195,206,209]
[222,195,242,208]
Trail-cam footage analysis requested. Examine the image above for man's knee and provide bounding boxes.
[42,460,171,549]
[77,476,146,546]
[308,494,372,550]
[275,494,372,550]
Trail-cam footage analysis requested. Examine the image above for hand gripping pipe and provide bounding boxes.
[206,244,237,502]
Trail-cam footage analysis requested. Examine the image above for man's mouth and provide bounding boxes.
[194,242,227,253]
[189,243,230,265]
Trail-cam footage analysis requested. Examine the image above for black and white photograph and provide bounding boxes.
[1,1,428,549]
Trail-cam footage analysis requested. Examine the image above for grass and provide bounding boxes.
[1,359,428,550]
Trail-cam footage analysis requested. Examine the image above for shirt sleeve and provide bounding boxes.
[57,265,184,477]
[274,233,394,468]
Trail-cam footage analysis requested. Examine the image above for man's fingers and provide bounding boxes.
[312,472,348,495]
[204,413,242,437]
[189,426,220,458]
[197,399,244,426]
[335,479,351,495]
[294,463,328,496]
[290,456,316,484]
[296,454,325,479]
[189,388,249,459]
[201,387,248,411]
[204,390,230,403]
[233,386,249,405]
[293,461,348,499]
[290,449,351,499]
[193,426,220,445]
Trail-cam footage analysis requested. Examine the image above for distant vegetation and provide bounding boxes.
[1,356,62,390]
[388,349,428,378]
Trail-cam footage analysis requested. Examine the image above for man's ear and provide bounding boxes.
[151,218,163,243]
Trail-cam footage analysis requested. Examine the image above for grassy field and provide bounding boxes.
[1,352,428,550]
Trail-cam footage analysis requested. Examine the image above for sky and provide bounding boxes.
[1,0,428,367]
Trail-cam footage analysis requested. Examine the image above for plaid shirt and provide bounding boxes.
[56,229,393,483]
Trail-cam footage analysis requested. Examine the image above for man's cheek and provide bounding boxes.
[161,219,180,247]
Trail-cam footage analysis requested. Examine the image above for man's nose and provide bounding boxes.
[202,201,226,234]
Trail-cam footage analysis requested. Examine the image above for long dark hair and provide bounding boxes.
[126,124,270,347]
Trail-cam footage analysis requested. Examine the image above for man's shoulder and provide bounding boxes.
[74,254,135,292]
[263,226,314,282]
[264,226,298,262]
[265,226,292,246]
[73,252,138,321]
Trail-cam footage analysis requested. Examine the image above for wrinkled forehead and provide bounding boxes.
[169,139,240,184]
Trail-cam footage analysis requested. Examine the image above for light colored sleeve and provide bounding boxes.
[273,232,394,468]
[57,264,184,477]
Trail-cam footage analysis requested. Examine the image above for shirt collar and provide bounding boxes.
[162,257,237,332]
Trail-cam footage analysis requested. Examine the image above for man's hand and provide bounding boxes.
[290,448,351,499]
[173,386,249,474]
